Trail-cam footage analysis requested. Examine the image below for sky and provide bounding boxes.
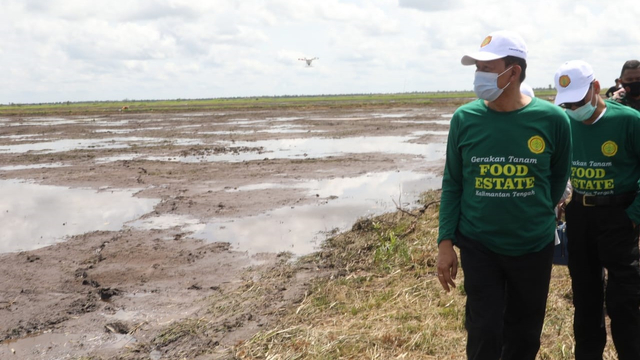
[1,0,639,104]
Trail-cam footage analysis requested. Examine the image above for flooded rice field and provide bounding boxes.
[1,106,451,255]
[0,103,454,359]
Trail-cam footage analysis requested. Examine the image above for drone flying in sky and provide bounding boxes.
[298,57,319,67]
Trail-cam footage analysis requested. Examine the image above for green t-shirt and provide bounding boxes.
[438,97,572,256]
[571,100,640,223]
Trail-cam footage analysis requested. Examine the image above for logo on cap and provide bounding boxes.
[480,36,492,48]
[559,75,571,88]
[602,141,618,157]
[528,136,545,154]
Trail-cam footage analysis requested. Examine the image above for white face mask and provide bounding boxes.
[565,85,597,122]
[473,66,513,102]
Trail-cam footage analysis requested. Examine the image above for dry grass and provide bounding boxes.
[234,190,619,359]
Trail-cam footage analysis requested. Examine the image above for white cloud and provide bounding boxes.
[1,0,639,103]
[398,0,463,12]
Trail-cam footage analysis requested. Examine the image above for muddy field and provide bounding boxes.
[0,101,457,359]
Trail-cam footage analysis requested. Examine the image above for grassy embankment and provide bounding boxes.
[232,190,616,359]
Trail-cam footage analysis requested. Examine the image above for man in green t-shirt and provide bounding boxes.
[436,30,571,360]
[554,60,640,360]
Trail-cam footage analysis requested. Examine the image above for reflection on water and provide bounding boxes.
[224,183,293,192]
[0,134,44,140]
[394,120,451,125]
[0,137,204,154]
[199,123,326,135]
[145,136,446,163]
[130,214,201,231]
[411,130,450,136]
[93,127,164,134]
[0,333,84,358]
[371,113,409,118]
[6,118,81,126]
[0,180,159,253]
[226,117,305,125]
[0,163,68,171]
[0,331,136,358]
[1,111,450,257]
[0,137,167,154]
[183,171,441,255]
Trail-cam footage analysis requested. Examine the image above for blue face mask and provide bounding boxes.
[566,85,597,122]
[473,66,513,102]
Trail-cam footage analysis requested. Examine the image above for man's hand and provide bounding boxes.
[436,240,458,292]
[556,201,566,222]
[612,88,626,100]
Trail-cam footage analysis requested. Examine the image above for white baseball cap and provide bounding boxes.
[554,60,594,105]
[461,30,528,66]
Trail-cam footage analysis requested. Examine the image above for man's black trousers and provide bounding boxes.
[565,199,640,360]
[457,232,554,360]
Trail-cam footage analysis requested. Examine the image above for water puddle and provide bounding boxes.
[105,309,141,321]
[130,171,441,255]
[200,125,326,135]
[0,137,168,154]
[0,332,84,358]
[225,117,305,126]
[92,129,135,134]
[89,120,131,127]
[144,136,446,163]
[95,154,145,163]
[0,134,45,140]
[371,113,409,118]
[0,330,136,358]
[0,180,159,253]
[131,214,201,231]
[308,117,370,121]
[7,117,81,126]
[224,183,294,192]
[411,130,450,136]
[172,139,205,146]
[260,129,325,134]
[394,120,451,125]
[0,163,68,171]
[175,112,222,117]
[93,127,165,134]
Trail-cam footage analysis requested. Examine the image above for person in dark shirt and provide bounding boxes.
[606,78,621,98]
[610,60,640,111]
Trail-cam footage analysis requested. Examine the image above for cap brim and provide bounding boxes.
[554,86,590,105]
[461,52,505,66]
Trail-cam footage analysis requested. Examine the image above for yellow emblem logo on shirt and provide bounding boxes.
[481,36,492,47]
[528,136,545,154]
[558,75,571,88]
[602,141,618,157]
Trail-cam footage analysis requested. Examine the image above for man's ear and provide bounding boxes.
[594,80,602,94]
[510,65,522,82]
